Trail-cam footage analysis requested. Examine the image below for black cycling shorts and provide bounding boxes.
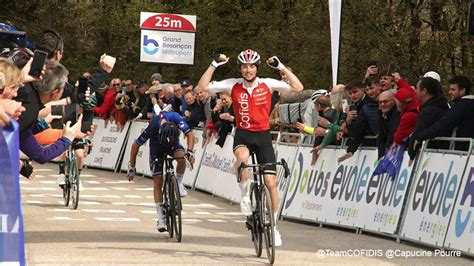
[149,143,185,176]
[233,129,276,175]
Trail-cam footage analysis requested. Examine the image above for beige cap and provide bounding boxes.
[146,85,163,94]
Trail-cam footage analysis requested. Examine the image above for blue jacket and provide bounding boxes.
[347,98,379,154]
[417,95,474,151]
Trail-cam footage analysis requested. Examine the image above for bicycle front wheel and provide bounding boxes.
[70,159,80,210]
[261,186,275,264]
[163,178,173,238]
[170,175,182,242]
[250,183,262,257]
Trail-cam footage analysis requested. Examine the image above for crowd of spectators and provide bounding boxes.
[1,25,473,181]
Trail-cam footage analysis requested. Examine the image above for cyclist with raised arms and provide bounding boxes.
[127,111,195,232]
[197,49,304,246]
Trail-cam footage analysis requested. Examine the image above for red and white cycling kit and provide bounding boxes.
[208,77,291,175]
[208,77,291,131]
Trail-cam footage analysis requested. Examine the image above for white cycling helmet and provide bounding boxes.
[237,49,261,65]
[311,89,329,103]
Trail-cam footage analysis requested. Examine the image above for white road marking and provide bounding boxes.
[183,203,222,209]
[80,201,101,205]
[139,202,155,207]
[112,187,130,191]
[102,195,121,199]
[22,187,56,191]
[82,209,126,214]
[79,174,96,177]
[134,188,153,191]
[30,194,62,198]
[47,217,84,221]
[95,217,140,222]
[40,181,56,184]
[47,209,79,212]
[207,219,226,223]
[139,210,156,214]
[85,181,101,184]
[123,195,142,199]
[19,181,30,184]
[26,200,43,204]
[181,219,201,223]
[34,169,53,172]
[84,187,109,191]
[35,175,45,178]
[217,212,246,216]
[194,211,211,215]
[105,181,130,184]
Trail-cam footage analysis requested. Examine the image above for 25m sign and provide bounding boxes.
[140,12,196,32]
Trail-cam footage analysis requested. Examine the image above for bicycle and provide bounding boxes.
[237,153,290,264]
[162,156,191,242]
[62,143,80,210]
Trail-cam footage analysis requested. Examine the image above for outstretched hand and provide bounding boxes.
[211,54,229,68]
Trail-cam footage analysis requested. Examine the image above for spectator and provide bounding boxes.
[183,90,205,128]
[376,91,400,159]
[0,58,23,99]
[18,60,83,164]
[392,73,420,145]
[195,86,214,143]
[423,71,441,82]
[415,75,473,151]
[93,81,115,122]
[379,69,397,93]
[338,78,381,162]
[180,79,193,113]
[150,73,162,86]
[344,79,371,128]
[132,80,149,120]
[171,83,183,115]
[212,91,235,147]
[310,84,347,165]
[408,77,449,161]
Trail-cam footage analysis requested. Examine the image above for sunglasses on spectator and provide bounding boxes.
[113,83,121,87]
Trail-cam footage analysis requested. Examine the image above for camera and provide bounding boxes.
[0,26,32,68]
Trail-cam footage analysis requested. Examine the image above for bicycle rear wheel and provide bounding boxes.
[71,159,80,210]
[250,183,262,257]
[170,175,182,242]
[261,186,275,264]
[63,160,71,206]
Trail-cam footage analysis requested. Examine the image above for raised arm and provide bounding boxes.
[266,56,304,92]
[197,54,230,93]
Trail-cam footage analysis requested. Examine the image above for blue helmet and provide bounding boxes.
[158,122,180,145]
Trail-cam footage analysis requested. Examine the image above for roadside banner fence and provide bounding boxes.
[53,120,474,256]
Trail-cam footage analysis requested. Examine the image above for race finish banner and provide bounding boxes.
[0,121,25,265]
[140,12,196,65]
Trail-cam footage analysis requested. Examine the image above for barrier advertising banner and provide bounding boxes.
[195,135,240,203]
[282,147,413,234]
[274,143,299,215]
[87,119,130,170]
[180,129,205,187]
[120,120,152,176]
[401,152,467,247]
[444,155,473,255]
[0,121,25,265]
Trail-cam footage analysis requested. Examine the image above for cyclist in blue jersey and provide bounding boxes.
[127,112,195,232]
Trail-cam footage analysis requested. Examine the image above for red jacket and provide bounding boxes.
[93,88,116,118]
[393,79,420,144]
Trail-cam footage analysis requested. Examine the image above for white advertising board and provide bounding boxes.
[274,143,299,216]
[120,120,152,176]
[87,119,129,170]
[180,129,206,187]
[444,155,473,255]
[401,152,467,247]
[195,134,241,203]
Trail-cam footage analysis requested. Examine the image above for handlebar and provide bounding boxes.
[237,159,290,182]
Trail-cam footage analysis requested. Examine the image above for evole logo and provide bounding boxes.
[143,35,159,55]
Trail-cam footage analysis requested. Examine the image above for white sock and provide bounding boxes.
[239,179,251,198]
[156,202,164,219]
[176,174,183,183]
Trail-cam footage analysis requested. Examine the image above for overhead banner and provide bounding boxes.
[86,119,130,170]
[120,120,152,176]
[0,121,25,265]
[140,12,196,65]
[444,156,473,255]
[400,152,467,247]
[328,0,343,86]
[281,147,413,235]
